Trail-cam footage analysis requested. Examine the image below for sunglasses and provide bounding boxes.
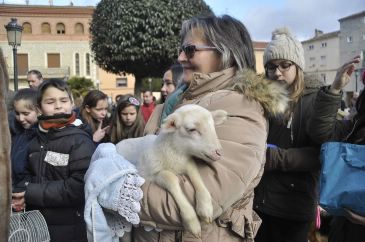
[266,61,294,73]
[179,44,217,59]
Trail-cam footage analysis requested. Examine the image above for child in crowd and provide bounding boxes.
[80,90,110,143]
[10,88,38,188]
[109,94,145,144]
[12,79,95,242]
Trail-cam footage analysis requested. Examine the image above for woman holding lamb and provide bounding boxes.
[131,15,288,242]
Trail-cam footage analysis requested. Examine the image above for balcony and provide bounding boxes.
[8,66,70,79]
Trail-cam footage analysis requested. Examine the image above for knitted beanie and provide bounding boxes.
[263,27,305,70]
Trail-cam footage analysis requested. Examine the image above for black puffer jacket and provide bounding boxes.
[18,124,95,242]
[309,87,365,242]
[254,81,321,221]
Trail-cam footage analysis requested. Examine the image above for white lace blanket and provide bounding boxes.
[84,143,144,242]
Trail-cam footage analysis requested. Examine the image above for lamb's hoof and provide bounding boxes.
[184,217,201,238]
[196,201,213,224]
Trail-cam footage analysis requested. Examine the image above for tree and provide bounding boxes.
[67,76,94,98]
[90,0,212,94]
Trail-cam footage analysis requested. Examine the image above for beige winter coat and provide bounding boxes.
[125,67,287,242]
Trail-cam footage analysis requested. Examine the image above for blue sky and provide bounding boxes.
[4,0,365,41]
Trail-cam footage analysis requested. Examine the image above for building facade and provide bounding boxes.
[339,10,365,92]
[253,41,267,74]
[0,4,135,100]
[302,29,340,86]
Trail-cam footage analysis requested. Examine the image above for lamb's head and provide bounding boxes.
[161,104,227,162]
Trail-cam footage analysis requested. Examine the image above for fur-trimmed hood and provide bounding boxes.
[231,69,289,117]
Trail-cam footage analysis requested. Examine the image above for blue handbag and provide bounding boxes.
[320,142,365,216]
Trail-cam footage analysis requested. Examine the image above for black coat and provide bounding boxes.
[254,87,321,221]
[17,124,95,242]
[309,87,365,242]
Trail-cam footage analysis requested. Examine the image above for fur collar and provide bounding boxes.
[182,68,288,117]
[231,69,289,117]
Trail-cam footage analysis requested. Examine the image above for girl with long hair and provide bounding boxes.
[109,94,145,144]
[80,90,110,143]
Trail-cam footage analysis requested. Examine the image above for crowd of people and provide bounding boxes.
[3,13,365,242]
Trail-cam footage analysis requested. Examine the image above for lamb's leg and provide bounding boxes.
[155,170,201,238]
[185,163,213,224]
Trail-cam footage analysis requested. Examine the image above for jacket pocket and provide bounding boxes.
[217,207,261,241]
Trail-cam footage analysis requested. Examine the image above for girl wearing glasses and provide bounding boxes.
[109,94,145,144]
[127,15,288,242]
[254,28,322,242]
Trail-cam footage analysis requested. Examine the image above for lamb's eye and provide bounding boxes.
[187,128,197,133]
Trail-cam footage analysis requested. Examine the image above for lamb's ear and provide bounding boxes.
[161,113,180,133]
[211,110,228,125]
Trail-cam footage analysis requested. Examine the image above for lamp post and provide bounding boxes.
[355,69,359,92]
[5,18,23,91]
[148,78,152,91]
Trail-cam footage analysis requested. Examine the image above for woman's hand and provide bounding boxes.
[12,192,26,211]
[329,56,361,94]
[93,120,110,142]
[344,208,365,226]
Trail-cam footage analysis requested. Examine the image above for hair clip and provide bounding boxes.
[128,97,140,106]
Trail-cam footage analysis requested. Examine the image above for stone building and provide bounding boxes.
[338,10,365,92]
[302,29,340,86]
[0,4,134,100]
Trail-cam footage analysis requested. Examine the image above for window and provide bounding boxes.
[85,53,90,76]
[47,53,60,68]
[74,23,84,34]
[75,53,80,75]
[116,77,128,87]
[347,36,353,43]
[363,34,365,40]
[321,42,327,48]
[56,23,65,34]
[22,22,32,34]
[320,55,326,60]
[41,22,51,34]
[309,57,316,61]
[17,53,28,75]
[309,45,314,50]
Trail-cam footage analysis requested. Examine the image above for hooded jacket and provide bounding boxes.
[254,75,322,221]
[17,123,95,242]
[131,67,288,242]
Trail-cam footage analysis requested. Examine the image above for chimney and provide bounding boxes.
[315,29,323,37]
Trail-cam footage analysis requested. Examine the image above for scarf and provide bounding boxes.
[159,83,188,126]
[38,112,76,130]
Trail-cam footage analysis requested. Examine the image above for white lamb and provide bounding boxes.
[116,104,227,237]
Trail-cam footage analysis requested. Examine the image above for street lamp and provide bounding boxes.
[5,18,23,91]
[355,69,359,92]
[148,78,152,91]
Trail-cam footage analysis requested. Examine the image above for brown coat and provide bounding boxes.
[128,68,287,242]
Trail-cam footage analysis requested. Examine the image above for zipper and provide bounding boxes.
[37,143,46,183]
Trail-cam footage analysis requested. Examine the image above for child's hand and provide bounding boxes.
[12,192,26,211]
[93,120,110,142]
